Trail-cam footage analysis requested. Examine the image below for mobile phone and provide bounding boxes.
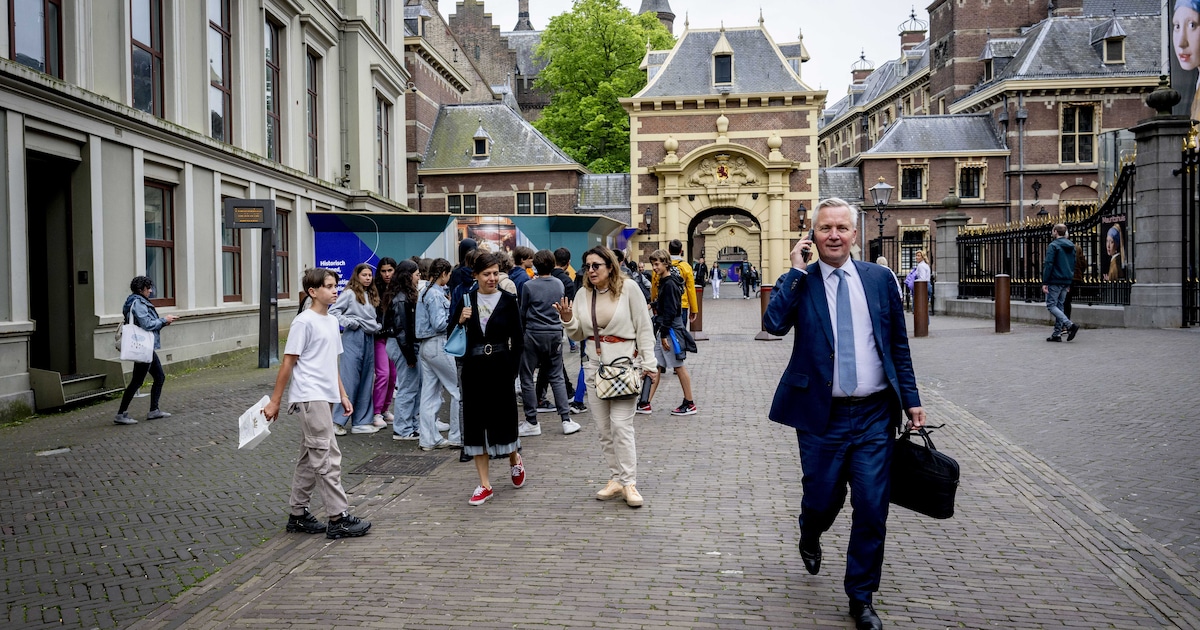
[801,229,814,258]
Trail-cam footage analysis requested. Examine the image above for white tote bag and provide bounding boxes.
[238,395,272,450]
[119,310,155,363]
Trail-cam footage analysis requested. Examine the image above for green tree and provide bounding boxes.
[533,0,673,173]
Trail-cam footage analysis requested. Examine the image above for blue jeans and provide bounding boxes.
[334,328,374,427]
[387,338,421,437]
[418,335,462,448]
[1045,284,1073,336]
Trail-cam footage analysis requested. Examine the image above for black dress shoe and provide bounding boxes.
[798,540,821,575]
[459,451,471,463]
[849,600,883,630]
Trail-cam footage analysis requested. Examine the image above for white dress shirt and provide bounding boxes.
[817,259,887,397]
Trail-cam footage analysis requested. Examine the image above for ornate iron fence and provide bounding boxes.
[1183,145,1200,327]
[956,163,1136,305]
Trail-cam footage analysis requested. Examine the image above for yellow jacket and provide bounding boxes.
[651,257,698,312]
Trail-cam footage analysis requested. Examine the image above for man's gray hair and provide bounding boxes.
[815,197,859,229]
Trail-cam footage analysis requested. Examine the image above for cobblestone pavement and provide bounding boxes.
[3,298,1199,628]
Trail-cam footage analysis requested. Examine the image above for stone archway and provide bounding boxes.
[638,121,815,284]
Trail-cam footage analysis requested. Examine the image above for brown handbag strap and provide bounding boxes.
[590,288,603,357]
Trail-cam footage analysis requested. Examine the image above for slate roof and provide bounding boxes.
[819,42,928,130]
[1081,0,1158,16]
[638,0,675,17]
[864,114,1005,154]
[635,26,809,98]
[819,167,863,202]
[422,103,578,170]
[577,174,631,211]
[501,30,546,77]
[983,15,1159,85]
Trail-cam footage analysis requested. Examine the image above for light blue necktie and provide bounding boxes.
[834,269,857,396]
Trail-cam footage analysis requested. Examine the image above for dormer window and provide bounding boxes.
[1104,38,1125,64]
[473,122,490,159]
[714,54,732,84]
[711,27,734,87]
[983,59,993,82]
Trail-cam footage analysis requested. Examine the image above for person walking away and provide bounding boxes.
[1042,224,1080,342]
[763,197,926,630]
[508,246,535,297]
[556,247,658,508]
[385,260,422,440]
[263,268,371,540]
[642,249,698,416]
[741,262,752,299]
[371,258,401,427]
[448,238,477,311]
[114,276,177,424]
[452,253,527,505]
[415,258,462,449]
[329,263,381,434]
[519,250,581,437]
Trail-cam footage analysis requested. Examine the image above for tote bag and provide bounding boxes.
[119,309,155,364]
[444,294,470,357]
[590,289,642,400]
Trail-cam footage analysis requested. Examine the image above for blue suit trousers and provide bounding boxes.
[796,395,894,604]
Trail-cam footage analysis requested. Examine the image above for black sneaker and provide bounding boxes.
[535,399,556,413]
[285,509,326,534]
[569,401,588,414]
[326,512,371,539]
[1066,323,1080,341]
[1046,335,1062,342]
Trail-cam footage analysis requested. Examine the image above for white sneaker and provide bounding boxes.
[334,424,348,436]
[372,414,387,427]
[420,438,450,451]
[435,420,451,432]
[562,419,581,435]
[351,424,381,434]
[518,420,542,437]
[383,411,395,422]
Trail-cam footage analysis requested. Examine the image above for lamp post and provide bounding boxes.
[869,177,893,260]
[415,182,425,213]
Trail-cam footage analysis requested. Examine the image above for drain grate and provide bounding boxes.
[348,454,447,476]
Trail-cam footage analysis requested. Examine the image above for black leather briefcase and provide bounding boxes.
[890,427,959,519]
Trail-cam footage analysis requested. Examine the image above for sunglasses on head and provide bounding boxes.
[583,262,607,271]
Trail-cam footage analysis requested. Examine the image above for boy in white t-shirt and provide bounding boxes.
[264,268,372,540]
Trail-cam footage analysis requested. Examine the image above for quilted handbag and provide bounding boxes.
[590,289,642,400]
[890,426,960,519]
[444,294,470,358]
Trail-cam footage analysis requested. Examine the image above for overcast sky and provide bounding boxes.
[438,0,921,103]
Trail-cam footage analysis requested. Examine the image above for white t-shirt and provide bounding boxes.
[476,290,502,332]
[284,309,343,404]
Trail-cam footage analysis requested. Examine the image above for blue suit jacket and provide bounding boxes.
[763,260,921,435]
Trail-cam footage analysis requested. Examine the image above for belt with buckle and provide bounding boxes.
[596,335,629,344]
[831,390,891,406]
[468,343,509,357]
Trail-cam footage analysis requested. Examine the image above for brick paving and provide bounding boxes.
[2,297,1198,628]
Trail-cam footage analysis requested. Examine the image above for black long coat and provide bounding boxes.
[452,289,524,449]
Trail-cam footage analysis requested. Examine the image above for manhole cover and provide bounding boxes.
[349,454,447,476]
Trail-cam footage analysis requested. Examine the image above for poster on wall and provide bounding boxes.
[1172,0,1200,118]
[457,217,535,254]
[1100,216,1128,280]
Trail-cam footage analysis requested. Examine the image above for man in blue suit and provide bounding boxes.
[764,198,926,630]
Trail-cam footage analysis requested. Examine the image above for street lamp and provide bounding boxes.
[869,176,893,259]
[644,206,653,231]
[795,202,807,231]
[415,182,426,213]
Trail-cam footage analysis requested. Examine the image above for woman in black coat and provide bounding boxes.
[451,252,526,506]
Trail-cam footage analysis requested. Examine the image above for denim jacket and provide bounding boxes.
[122,293,168,349]
[416,283,450,339]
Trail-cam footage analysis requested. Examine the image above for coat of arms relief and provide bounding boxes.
[686,154,759,204]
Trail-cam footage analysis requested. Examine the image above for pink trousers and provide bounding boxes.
[373,337,398,414]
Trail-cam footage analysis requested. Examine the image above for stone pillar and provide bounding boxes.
[665,196,680,247]
[931,212,969,313]
[766,193,786,285]
[1125,116,1190,328]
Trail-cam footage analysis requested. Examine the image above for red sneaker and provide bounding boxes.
[635,403,652,415]
[511,456,526,488]
[468,485,493,506]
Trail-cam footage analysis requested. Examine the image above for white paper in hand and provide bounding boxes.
[238,395,272,450]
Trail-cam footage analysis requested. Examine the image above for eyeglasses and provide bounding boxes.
[583,262,607,271]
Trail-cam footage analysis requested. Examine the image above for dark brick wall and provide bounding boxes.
[418,170,580,215]
[447,0,519,90]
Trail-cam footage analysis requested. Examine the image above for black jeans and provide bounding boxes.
[119,352,165,413]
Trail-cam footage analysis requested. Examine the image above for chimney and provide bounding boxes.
[851,51,874,85]
[898,9,928,53]
[514,0,534,30]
